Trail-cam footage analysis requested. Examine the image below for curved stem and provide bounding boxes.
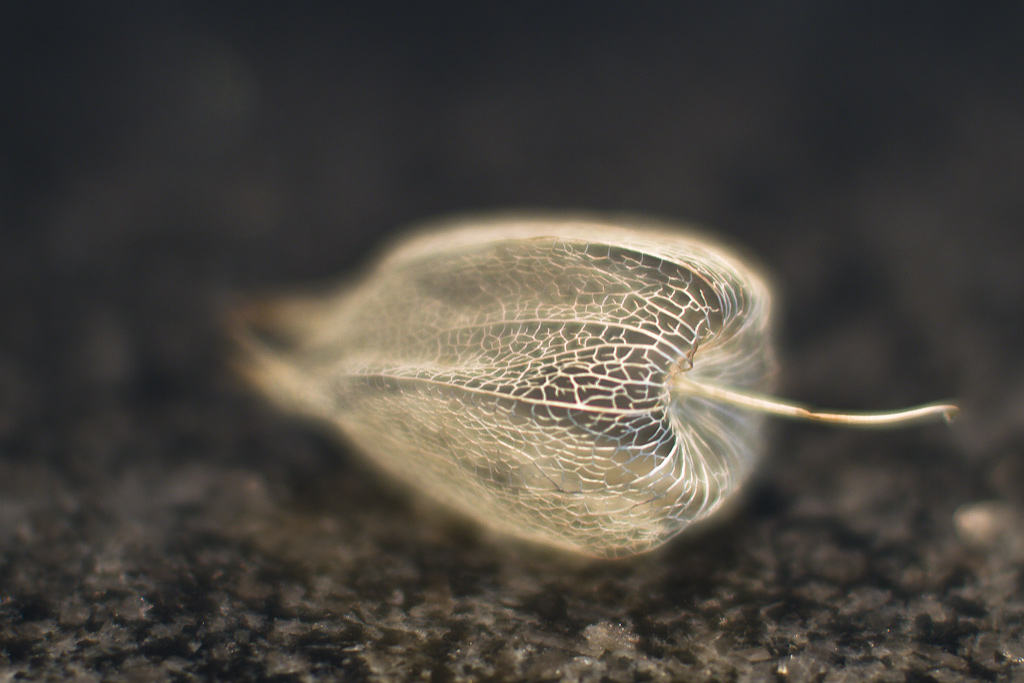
[673,376,958,429]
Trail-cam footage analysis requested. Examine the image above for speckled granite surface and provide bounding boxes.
[2,4,1023,682]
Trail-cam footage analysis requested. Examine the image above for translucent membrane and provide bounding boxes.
[235,214,958,558]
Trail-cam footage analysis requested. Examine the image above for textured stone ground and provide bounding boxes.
[2,5,1023,682]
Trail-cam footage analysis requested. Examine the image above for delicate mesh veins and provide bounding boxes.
[243,217,775,557]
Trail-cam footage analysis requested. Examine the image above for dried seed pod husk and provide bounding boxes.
[234,213,956,558]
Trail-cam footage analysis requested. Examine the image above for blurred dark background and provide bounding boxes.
[2,3,1023,681]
